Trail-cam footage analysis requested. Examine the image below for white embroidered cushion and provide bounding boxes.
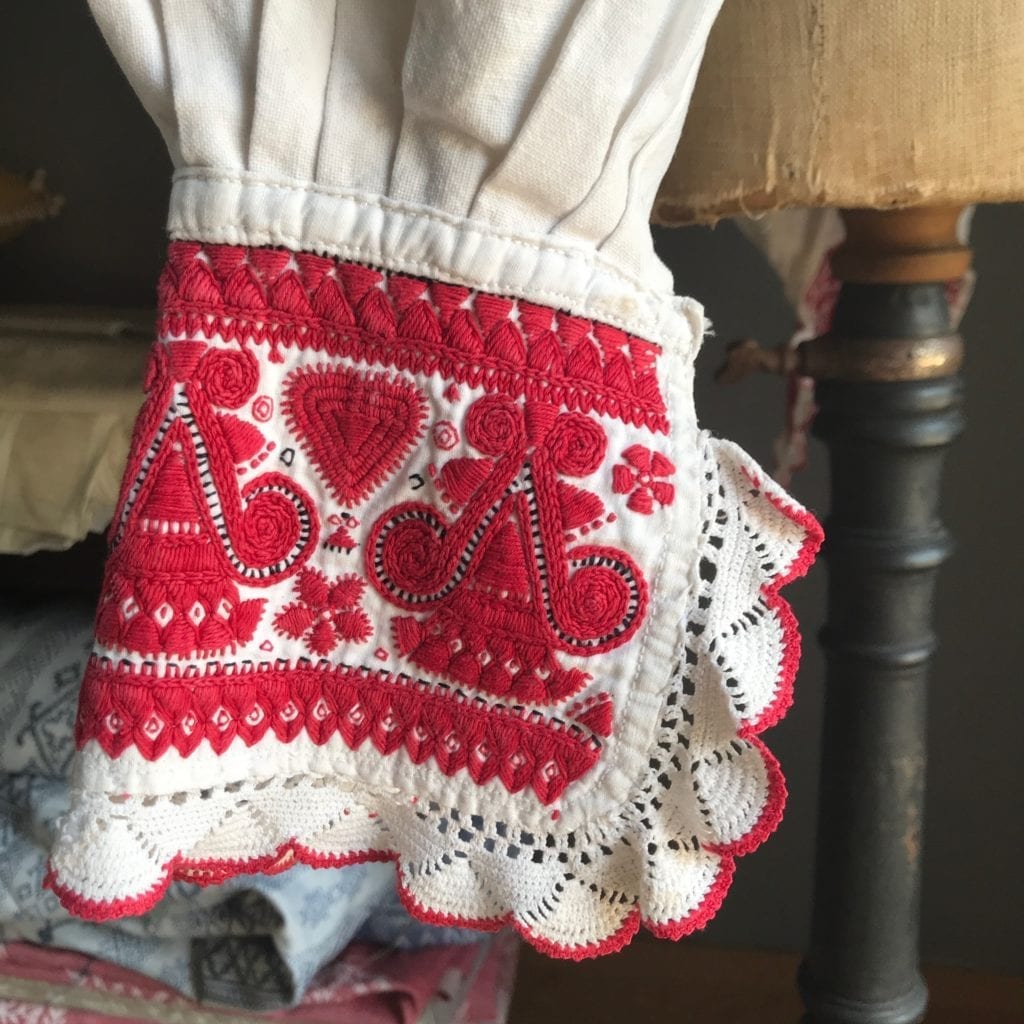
[49,0,821,958]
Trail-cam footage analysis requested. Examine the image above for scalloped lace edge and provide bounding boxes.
[47,438,822,960]
[46,840,737,961]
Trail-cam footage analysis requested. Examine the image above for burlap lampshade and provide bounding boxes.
[655,0,1024,224]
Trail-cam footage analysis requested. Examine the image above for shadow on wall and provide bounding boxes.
[0,0,1021,974]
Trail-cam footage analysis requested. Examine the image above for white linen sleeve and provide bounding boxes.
[87,0,721,349]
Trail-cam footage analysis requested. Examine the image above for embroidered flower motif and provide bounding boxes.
[273,568,372,654]
[432,420,460,450]
[251,394,274,422]
[612,444,676,514]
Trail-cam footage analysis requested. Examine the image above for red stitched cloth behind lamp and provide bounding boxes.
[50,0,821,959]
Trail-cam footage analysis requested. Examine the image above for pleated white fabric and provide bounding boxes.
[87,0,721,348]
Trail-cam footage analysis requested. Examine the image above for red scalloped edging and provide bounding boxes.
[47,454,822,959]
[739,468,824,739]
[705,735,787,858]
[643,857,735,941]
[44,803,757,962]
[43,842,392,924]
[44,867,175,924]
[397,876,644,961]
[46,840,641,960]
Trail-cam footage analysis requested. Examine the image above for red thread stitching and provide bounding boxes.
[611,444,677,515]
[282,365,428,507]
[431,421,459,450]
[97,339,319,658]
[109,342,318,588]
[737,469,824,736]
[95,576,265,660]
[158,243,669,433]
[273,568,373,654]
[324,512,359,553]
[45,849,645,960]
[46,841,730,960]
[704,736,787,857]
[74,658,611,804]
[367,395,647,704]
[643,859,736,941]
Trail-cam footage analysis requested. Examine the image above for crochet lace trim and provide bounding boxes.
[48,435,820,959]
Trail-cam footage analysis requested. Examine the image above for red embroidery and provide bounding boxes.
[75,659,612,804]
[45,842,729,958]
[324,513,359,553]
[95,341,316,658]
[83,247,665,811]
[612,445,676,515]
[391,590,591,704]
[273,568,373,654]
[432,421,459,451]
[739,467,825,735]
[158,243,668,433]
[94,436,266,657]
[251,395,274,422]
[369,395,647,703]
[283,366,427,507]
[197,348,258,408]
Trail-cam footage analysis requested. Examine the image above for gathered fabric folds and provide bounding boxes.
[49,0,822,959]
[91,0,721,350]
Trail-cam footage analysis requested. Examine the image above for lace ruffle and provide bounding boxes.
[49,435,820,958]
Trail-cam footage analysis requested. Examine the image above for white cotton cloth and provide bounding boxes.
[87,0,721,349]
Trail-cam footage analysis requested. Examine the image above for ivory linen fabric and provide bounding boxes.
[48,0,821,959]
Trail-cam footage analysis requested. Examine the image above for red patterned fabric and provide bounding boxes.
[0,936,518,1023]
[158,243,668,431]
[77,245,662,781]
[51,243,821,961]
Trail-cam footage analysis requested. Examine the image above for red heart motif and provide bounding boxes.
[284,367,427,506]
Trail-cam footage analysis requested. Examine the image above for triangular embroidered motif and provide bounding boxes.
[95,421,266,658]
[390,505,590,704]
[284,366,427,506]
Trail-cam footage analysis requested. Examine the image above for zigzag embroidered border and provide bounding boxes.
[157,243,669,433]
[76,657,613,805]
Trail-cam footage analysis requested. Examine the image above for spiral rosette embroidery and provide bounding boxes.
[50,243,821,959]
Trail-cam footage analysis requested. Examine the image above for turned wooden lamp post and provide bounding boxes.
[654,3,1024,1023]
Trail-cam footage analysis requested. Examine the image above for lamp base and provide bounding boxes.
[798,207,967,1024]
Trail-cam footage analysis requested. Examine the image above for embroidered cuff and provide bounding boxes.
[49,242,820,959]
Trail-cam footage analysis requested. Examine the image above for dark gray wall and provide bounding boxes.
[2,2,1021,973]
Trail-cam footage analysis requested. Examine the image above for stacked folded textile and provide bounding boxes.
[0,935,517,1023]
[0,309,150,556]
[0,600,514,1017]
